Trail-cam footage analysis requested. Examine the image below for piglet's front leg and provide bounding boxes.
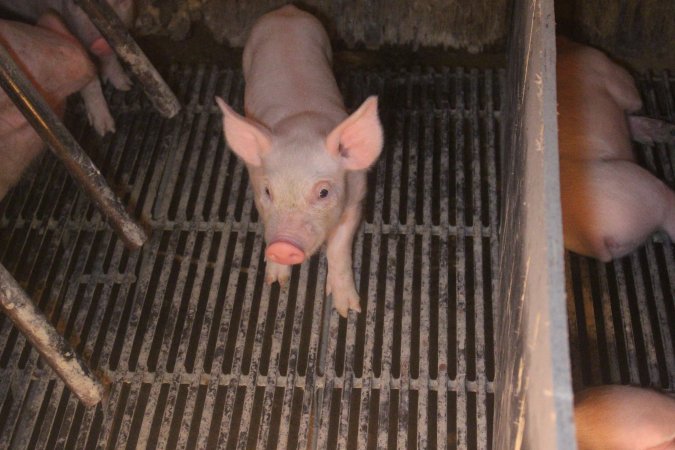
[265,260,291,287]
[326,205,363,318]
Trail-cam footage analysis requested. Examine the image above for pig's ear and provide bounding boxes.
[326,96,383,170]
[215,96,271,167]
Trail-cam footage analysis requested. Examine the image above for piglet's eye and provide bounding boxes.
[319,188,329,199]
[264,187,271,198]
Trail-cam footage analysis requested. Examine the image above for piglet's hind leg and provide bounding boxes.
[90,38,132,91]
[80,79,115,135]
[100,53,132,91]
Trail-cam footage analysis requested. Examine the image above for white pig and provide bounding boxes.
[0,0,135,135]
[215,5,383,317]
[557,37,675,261]
[575,385,675,450]
[0,14,95,199]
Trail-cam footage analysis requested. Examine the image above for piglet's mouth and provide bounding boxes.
[265,238,306,265]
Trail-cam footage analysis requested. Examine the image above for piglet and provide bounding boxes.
[575,385,675,450]
[216,5,383,317]
[0,0,135,135]
[0,14,95,199]
[557,37,675,261]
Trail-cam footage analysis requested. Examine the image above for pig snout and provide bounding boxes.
[89,37,113,57]
[266,240,306,265]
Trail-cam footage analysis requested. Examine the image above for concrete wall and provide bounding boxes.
[134,0,508,52]
[133,0,675,66]
[556,0,675,68]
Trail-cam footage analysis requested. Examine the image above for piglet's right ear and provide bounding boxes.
[215,97,271,167]
[325,96,383,171]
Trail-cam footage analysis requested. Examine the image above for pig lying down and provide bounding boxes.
[0,15,95,200]
[575,385,675,450]
[216,5,383,317]
[557,37,675,262]
[0,0,135,135]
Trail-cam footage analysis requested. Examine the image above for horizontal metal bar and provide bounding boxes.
[0,216,499,239]
[0,42,147,250]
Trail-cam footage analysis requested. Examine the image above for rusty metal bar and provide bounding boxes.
[0,262,105,407]
[74,0,181,119]
[0,42,147,250]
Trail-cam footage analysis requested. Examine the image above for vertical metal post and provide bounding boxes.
[0,263,105,406]
[494,0,575,448]
[74,0,181,118]
[0,42,147,250]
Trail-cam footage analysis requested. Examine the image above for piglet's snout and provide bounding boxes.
[266,240,305,265]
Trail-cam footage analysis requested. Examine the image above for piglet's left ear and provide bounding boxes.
[326,96,383,171]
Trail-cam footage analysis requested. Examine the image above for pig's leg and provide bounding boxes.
[100,54,132,91]
[628,116,675,145]
[32,12,115,135]
[604,63,643,113]
[80,79,116,135]
[326,204,362,317]
[265,261,291,287]
[63,3,132,91]
[90,38,132,91]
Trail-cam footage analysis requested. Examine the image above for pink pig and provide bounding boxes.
[0,14,95,200]
[557,37,675,261]
[215,5,383,317]
[575,385,675,450]
[0,0,135,135]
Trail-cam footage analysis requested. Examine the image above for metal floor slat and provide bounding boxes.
[0,66,503,449]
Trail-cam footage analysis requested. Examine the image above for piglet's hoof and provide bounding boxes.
[81,80,116,135]
[327,276,361,318]
[87,106,116,135]
[265,261,291,287]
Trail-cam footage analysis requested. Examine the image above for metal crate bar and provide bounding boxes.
[0,263,104,407]
[0,42,147,250]
[74,0,181,119]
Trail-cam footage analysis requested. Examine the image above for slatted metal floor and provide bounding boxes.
[0,65,502,449]
[566,72,675,394]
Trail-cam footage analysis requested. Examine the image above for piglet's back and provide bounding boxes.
[242,5,345,130]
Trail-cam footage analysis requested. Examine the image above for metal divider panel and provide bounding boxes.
[494,0,575,448]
